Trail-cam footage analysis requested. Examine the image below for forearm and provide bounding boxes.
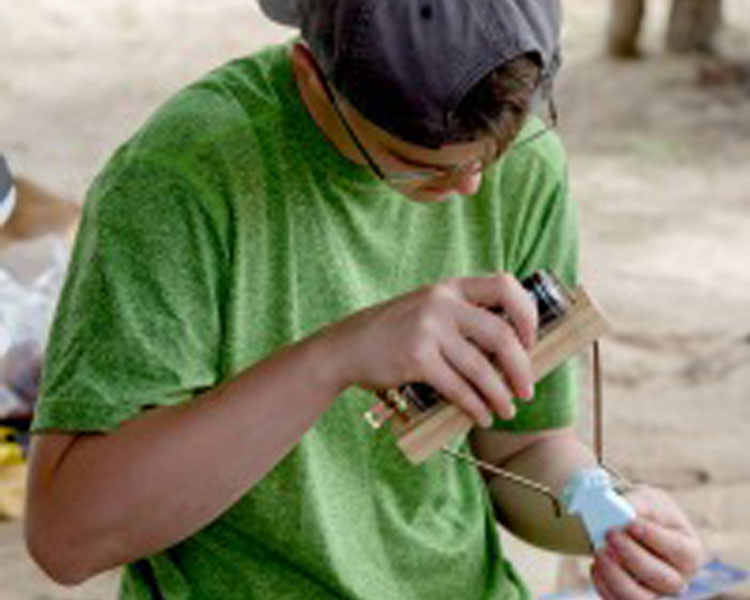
[27,272,545,584]
[26,329,345,583]
[474,428,597,555]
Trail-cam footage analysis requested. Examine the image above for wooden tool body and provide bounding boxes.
[382,286,609,464]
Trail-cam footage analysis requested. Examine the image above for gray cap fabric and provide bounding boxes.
[259,0,561,147]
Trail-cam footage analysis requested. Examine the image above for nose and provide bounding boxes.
[450,170,483,196]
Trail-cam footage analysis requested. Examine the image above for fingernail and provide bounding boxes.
[606,545,619,562]
[627,521,644,538]
[609,530,625,549]
[514,385,533,403]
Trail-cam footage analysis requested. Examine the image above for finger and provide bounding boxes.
[441,332,516,420]
[607,529,688,597]
[423,349,494,428]
[626,519,703,578]
[626,488,688,530]
[594,548,656,600]
[591,560,619,600]
[455,304,534,399]
[456,274,538,349]
[628,487,702,542]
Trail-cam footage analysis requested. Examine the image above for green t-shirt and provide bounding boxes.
[34,43,579,599]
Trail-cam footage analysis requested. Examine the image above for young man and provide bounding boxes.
[25,1,703,598]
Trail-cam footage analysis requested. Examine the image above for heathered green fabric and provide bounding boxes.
[34,43,579,599]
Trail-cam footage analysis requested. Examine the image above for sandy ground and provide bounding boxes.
[1,0,750,597]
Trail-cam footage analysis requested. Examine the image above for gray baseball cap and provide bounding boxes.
[259,0,561,148]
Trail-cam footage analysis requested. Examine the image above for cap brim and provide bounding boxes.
[258,0,301,26]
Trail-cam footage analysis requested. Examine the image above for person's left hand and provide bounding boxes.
[590,485,705,600]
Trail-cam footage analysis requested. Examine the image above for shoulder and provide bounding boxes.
[86,43,298,232]
[127,42,296,160]
[497,116,567,187]
[476,115,577,278]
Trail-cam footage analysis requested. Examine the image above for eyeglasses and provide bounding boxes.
[317,70,558,187]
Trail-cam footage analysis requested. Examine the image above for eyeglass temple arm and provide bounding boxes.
[594,340,603,465]
[317,70,387,180]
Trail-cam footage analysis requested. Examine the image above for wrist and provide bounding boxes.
[297,324,354,397]
[562,466,636,551]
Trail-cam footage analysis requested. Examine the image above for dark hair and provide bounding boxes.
[446,53,542,153]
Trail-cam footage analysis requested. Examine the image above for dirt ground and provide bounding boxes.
[1,0,749,598]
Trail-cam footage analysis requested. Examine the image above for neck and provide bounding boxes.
[290,45,365,167]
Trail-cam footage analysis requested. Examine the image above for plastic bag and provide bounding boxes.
[0,235,70,423]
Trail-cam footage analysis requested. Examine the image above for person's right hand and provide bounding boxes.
[322,273,538,427]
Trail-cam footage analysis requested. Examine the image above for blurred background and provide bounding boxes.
[1,1,749,597]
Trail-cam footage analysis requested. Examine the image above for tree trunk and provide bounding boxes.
[667,0,722,54]
[607,0,646,58]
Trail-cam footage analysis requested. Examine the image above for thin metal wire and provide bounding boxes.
[593,340,604,465]
[591,341,633,487]
[440,446,563,517]
[441,338,636,517]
